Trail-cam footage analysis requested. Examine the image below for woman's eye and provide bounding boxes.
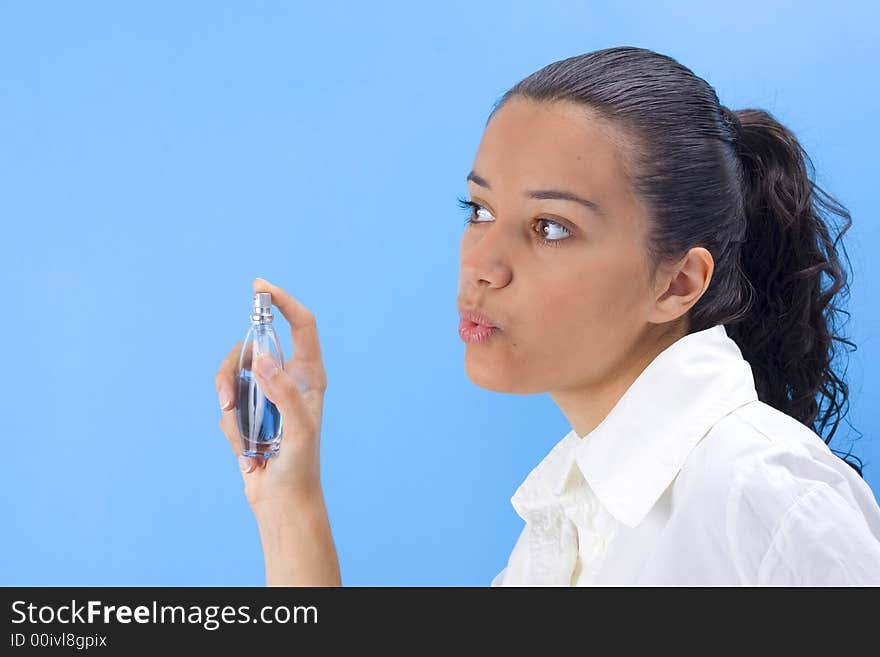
[474,206,493,222]
[538,218,571,242]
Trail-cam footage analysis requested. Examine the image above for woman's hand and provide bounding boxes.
[216,277,329,512]
[216,278,340,586]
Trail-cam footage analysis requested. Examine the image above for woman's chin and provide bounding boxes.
[463,357,523,393]
[464,355,503,390]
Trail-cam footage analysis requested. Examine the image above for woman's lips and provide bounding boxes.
[458,307,501,329]
[458,319,501,344]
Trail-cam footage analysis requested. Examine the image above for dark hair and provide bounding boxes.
[491,46,864,476]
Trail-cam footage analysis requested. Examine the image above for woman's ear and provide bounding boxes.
[649,247,714,323]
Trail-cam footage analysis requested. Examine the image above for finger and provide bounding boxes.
[219,410,263,473]
[253,278,324,368]
[215,340,243,411]
[252,352,315,436]
[238,455,260,474]
[219,410,242,458]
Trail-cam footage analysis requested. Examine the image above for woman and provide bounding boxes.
[215,46,880,586]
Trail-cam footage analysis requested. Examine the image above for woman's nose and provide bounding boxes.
[460,224,514,288]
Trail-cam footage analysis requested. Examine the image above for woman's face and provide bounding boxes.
[457,97,676,396]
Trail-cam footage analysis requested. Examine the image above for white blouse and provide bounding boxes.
[491,324,880,586]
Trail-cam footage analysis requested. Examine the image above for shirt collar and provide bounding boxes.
[511,324,759,529]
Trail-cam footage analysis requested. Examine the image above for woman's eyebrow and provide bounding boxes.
[466,170,604,216]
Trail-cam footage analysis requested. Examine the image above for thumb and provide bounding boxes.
[252,353,308,421]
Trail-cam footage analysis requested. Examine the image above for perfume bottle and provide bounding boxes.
[236,292,286,459]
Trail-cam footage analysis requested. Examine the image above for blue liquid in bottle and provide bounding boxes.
[237,367,283,458]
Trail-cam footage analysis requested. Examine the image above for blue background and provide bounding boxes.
[2,1,878,585]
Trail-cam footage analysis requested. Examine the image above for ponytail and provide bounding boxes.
[724,108,863,476]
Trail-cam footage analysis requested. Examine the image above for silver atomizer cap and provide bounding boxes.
[251,292,274,322]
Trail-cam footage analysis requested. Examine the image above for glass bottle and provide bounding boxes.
[236,292,285,459]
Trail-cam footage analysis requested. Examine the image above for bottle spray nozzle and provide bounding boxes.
[254,292,271,311]
[251,292,274,322]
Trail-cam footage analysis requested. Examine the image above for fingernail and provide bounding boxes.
[218,388,232,410]
[239,455,254,473]
[254,355,279,381]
